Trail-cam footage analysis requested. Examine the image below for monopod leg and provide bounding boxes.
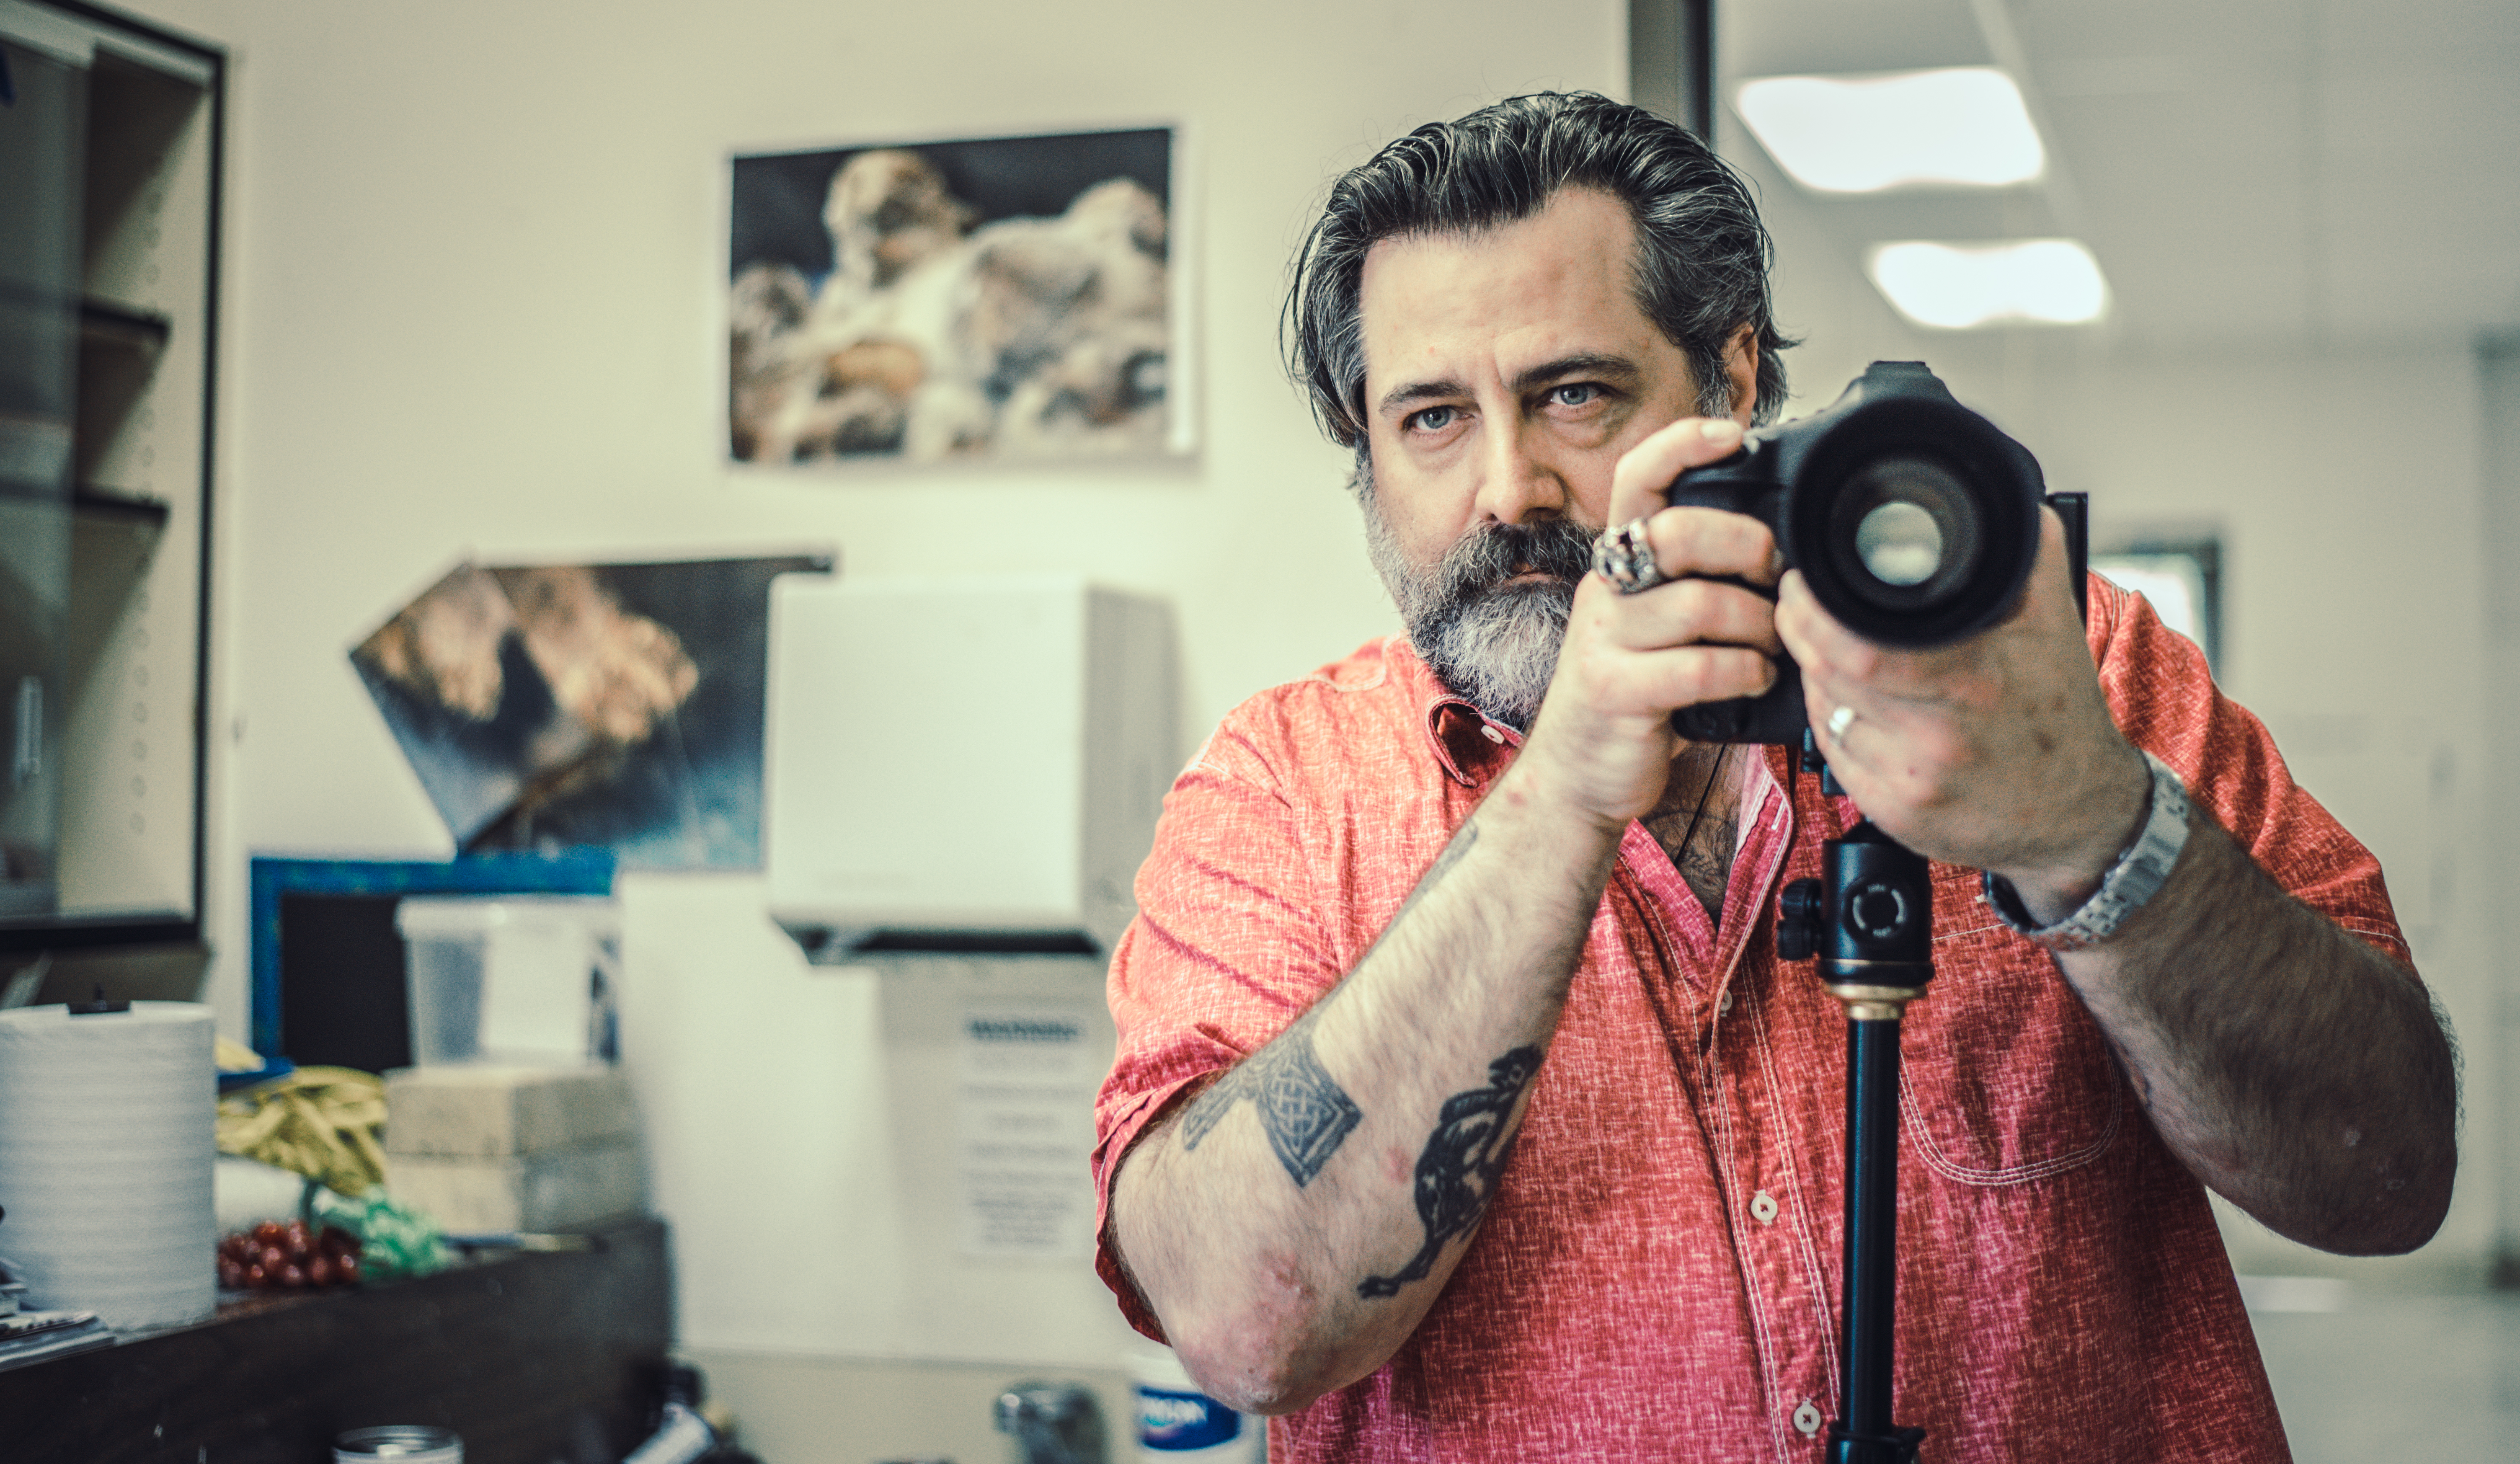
[1777,811,1932,1464]
[1827,1013,1924,1464]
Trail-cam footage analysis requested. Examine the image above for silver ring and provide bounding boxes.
[1592,517,1671,594]
[1825,704,1859,741]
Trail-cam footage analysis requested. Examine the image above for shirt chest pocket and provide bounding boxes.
[1895,881,2126,1186]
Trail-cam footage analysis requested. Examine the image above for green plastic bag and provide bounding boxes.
[310,1183,453,1281]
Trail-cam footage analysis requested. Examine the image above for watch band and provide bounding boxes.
[1983,751,2191,952]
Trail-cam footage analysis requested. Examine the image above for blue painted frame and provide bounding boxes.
[247,850,615,1057]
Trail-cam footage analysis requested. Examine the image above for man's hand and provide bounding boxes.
[1779,503,2456,1255]
[1775,506,2150,923]
[1517,416,1782,830]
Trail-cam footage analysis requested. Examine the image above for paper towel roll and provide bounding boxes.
[0,1001,215,1329]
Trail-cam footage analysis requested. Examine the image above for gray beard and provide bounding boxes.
[1361,493,1598,732]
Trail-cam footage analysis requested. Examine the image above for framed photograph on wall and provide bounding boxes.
[726,126,1187,467]
[2093,536,2222,672]
[349,553,834,870]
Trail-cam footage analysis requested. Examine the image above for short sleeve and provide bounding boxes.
[1090,721,1348,1338]
[2089,575,2413,968]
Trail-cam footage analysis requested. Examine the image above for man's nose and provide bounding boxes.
[1472,419,1569,527]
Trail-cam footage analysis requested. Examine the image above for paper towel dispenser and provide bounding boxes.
[764,575,1176,960]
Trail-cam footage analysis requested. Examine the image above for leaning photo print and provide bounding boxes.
[727,126,1185,467]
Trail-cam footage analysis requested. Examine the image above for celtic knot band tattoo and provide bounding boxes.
[1358,1044,1544,1299]
[1180,1017,1362,1188]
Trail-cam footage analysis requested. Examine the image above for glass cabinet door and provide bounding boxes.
[0,36,86,920]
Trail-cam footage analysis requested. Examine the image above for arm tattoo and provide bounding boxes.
[1358,1045,1544,1299]
[1180,1007,1362,1187]
[1177,821,1482,1187]
[1176,821,1486,1190]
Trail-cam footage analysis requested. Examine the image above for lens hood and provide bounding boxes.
[1665,361,2049,743]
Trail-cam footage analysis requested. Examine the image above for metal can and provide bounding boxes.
[1131,1348,1263,1462]
[334,1425,464,1463]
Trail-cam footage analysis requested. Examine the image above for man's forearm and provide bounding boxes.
[2054,804,2457,1254]
[1110,759,1627,1415]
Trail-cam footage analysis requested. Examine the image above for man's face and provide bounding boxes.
[1353,186,1733,727]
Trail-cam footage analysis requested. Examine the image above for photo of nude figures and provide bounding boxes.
[727,127,1179,466]
[349,554,831,868]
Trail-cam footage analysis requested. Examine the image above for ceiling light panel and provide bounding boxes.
[1865,240,2109,329]
[1735,67,2045,193]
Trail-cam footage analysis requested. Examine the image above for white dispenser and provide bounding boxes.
[764,575,1176,959]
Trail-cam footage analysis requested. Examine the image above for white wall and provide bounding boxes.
[125,0,1628,1367]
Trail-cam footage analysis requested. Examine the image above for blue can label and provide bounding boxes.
[1136,1384,1244,1451]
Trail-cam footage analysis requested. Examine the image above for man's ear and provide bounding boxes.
[1723,324,1759,425]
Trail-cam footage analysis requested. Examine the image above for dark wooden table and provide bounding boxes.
[0,1216,672,1464]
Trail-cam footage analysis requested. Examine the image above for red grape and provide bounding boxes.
[214,1223,365,1291]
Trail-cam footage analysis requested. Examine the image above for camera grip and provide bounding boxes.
[1668,653,1809,745]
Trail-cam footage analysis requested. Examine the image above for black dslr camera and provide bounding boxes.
[1664,360,2085,745]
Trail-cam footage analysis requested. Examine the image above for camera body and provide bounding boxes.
[1664,361,2078,744]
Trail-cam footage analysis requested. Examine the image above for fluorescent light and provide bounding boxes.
[1865,239,2109,329]
[1735,68,2045,193]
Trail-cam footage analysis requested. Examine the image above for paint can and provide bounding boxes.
[1130,1347,1264,1462]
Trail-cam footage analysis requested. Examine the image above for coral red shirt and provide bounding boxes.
[1093,580,2409,1463]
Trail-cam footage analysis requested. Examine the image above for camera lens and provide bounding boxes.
[1826,453,1983,614]
[1854,501,1941,587]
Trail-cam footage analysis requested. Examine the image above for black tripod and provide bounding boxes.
[1776,744,1933,1464]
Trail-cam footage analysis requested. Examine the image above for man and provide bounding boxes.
[1091,93,2455,1461]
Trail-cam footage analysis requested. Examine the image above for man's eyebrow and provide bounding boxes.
[1511,354,1640,393]
[1376,377,1468,417]
[1373,354,1641,419]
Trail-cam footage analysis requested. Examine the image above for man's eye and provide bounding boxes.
[1408,406,1459,433]
[1550,383,1604,408]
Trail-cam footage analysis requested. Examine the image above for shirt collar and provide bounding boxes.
[1382,638,1523,788]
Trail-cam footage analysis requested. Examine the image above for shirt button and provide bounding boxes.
[1749,1190,1779,1225]
[1792,1400,1823,1436]
[1480,724,1505,744]
[1717,988,1734,1014]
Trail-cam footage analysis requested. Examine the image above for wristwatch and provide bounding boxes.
[1983,750,2191,953]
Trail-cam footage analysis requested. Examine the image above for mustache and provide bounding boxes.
[1430,519,1599,605]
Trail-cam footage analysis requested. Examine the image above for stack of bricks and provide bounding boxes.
[382,1065,645,1234]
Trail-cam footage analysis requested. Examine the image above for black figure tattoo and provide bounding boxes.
[1180,1012,1362,1188]
[1358,1045,1544,1299]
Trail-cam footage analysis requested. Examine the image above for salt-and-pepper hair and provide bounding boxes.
[1284,91,1795,496]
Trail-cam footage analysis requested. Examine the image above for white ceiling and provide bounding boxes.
[1720,0,2520,350]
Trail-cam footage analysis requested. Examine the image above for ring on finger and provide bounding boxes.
[1825,703,1859,741]
[1592,516,1672,595]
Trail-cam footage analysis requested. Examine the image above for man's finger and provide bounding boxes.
[1608,416,1745,526]
[1597,576,1783,656]
[1630,643,1777,711]
[1774,569,1888,684]
[1639,504,1782,588]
